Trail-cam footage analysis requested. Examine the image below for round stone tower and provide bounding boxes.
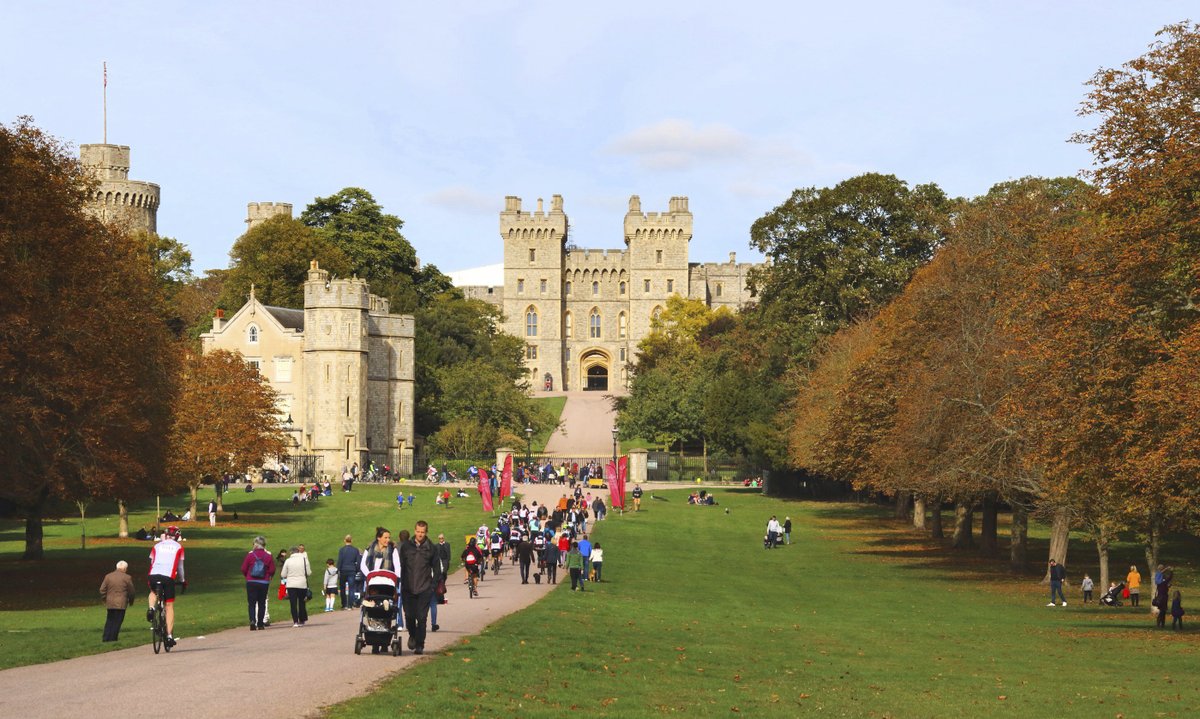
[80,144,160,233]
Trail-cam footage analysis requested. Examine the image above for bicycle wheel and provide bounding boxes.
[159,609,172,652]
[151,605,163,654]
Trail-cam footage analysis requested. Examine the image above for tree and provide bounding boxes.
[0,118,178,558]
[217,215,350,311]
[301,187,452,313]
[168,350,286,517]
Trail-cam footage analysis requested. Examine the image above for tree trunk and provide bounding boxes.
[117,500,129,538]
[913,496,927,530]
[215,481,224,512]
[980,496,998,557]
[702,437,708,476]
[952,501,974,549]
[894,492,912,520]
[1010,505,1028,572]
[1095,529,1110,594]
[23,511,44,560]
[188,483,199,520]
[1143,518,1161,577]
[76,501,89,550]
[930,496,944,539]
[1042,510,1070,583]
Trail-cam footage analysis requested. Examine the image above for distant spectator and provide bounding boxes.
[99,560,136,642]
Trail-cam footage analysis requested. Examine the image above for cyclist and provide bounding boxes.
[147,526,186,647]
[488,528,504,570]
[461,537,485,593]
[475,524,489,547]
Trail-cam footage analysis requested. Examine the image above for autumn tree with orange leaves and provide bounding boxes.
[0,118,179,559]
[168,349,287,518]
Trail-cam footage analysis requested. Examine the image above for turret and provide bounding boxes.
[80,143,160,233]
[246,202,293,229]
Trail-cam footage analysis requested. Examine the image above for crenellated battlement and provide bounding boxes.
[81,144,160,233]
[624,195,692,245]
[246,201,293,229]
[500,194,568,243]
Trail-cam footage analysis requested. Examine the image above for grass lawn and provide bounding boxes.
[0,483,499,670]
[324,490,1200,718]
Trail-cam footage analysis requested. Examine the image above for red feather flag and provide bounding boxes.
[479,469,493,513]
[500,454,513,501]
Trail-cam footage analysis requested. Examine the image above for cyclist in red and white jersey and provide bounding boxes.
[147,526,186,646]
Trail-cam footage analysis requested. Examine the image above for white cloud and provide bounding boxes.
[424,185,496,215]
[606,119,751,170]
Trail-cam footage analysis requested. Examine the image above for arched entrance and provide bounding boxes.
[580,349,610,392]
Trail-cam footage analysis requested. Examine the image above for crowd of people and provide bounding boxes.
[1048,561,1184,629]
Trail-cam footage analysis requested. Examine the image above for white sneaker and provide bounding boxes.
[1046,603,1056,607]
[1062,602,1067,606]
[293,622,300,627]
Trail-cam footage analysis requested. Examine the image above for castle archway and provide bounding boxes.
[580,349,610,392]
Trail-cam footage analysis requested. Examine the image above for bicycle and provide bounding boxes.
[491,554,501,576]
[463,566,479,598]
[149,579,178,654]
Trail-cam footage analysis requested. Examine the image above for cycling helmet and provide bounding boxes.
[166,525,182,540]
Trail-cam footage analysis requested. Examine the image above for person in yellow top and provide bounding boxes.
[1126,565,1142,607]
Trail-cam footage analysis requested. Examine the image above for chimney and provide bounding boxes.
[212,308,225,332]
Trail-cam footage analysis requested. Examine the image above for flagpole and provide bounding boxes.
[102,61,107,143]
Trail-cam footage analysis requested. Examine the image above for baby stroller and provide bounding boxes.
[1101,582,1126,607]
[355,570,403,656]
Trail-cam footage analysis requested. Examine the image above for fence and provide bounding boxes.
[645,451,761,483]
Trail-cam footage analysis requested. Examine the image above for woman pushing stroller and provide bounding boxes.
[356,527,403,655]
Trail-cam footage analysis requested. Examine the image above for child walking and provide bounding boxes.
[1081,574,1094,604]
[323,559,339,612]
[1171,590,1185,631]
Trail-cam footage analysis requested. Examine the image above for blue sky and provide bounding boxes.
[1,3,1186,275]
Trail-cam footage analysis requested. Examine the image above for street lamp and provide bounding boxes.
[611,426,619,478]
[525,426,533,474]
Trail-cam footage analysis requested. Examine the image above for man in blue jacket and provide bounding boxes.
[336,534,362,609]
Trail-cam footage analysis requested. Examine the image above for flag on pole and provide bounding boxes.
[478,470,493,513]
[103,61,107,87]
[500,454,513,501]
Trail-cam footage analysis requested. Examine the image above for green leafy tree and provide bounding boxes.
[217,215,350,311]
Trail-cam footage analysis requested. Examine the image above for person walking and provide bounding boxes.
[241,536,275,630]
[280,545,311,627]
[566,541,585,591]
[578,534,593,581]
[398,520,437,654]
[1081,574,1094,604]
[432,533,451,632]
[1047,559,1067,607]
[336,535,361,610]
[516,534,535,584]
[765,516,782,549]
[783,517,793,545]
[323,560,339,612]
[1153,566,1174,629]
[208,498,218,527]
[541,534,559,585]
[99,560,136,642]
[591,543,604,583]
[631,484,643,511]
[1171,590,1185,631]
[1126,565,1141,608]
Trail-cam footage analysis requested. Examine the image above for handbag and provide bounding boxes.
[305,588,312,601]
[277,582,287,600]
[1122,587,1130,598]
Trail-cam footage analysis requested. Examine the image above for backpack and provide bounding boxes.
[249,552,266,579]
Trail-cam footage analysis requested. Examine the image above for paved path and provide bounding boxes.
[0,482,666,719]
[543,391,619,456]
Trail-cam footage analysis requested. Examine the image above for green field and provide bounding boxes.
[4,487,1198,717]
[324,491,1200,718]
[530,395,567,452]
[0,483,492,669]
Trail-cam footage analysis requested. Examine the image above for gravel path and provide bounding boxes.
[543,391,618,456]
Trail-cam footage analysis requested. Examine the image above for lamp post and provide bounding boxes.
[525,426,533,476]
[611,425,619,477]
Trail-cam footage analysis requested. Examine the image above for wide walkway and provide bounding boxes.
[542,391,619,456]
[0,482,647,719]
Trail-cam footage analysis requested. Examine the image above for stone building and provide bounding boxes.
[80,143,160,233]
[201,209,416,476]
[454,194,761,394]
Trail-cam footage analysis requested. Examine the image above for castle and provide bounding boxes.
[200,248,416,477]
[456,195,760,394]
[79,144,160,233]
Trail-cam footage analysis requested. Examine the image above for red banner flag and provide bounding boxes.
[618,456,628,508]
[500,454,513,501]
[607,461,621,508]
[478,470,493,513]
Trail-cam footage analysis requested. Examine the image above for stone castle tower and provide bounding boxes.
[246,201,293,229]
[488,194,754,394]
[302,262,415,474]
[80,144,160,233]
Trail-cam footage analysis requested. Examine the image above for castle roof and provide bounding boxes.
[264,305,304,331]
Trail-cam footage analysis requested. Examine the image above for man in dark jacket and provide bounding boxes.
[431,533,451,632]
[398,520,437,654]
[1047,559,1067,607]
[516,534,535,584]
[100,560,136,641]
[336,534,362,609]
